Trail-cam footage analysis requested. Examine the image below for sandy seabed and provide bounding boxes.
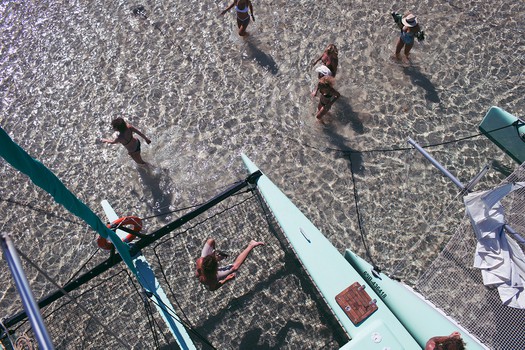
[1,0,524,348]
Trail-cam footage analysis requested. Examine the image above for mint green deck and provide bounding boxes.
[242,154,421,349]
[101,201,196,350]
[345,250,487,349]
[479,106,525,164]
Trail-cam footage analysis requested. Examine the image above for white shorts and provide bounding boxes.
[201,242,234,279]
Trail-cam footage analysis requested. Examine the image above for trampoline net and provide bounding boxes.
[416,163,525,350]
[1,187,347,349]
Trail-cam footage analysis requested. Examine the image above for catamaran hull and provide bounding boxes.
[242,154,420,349]
[241,153,487,350]
[345,250,487,349]
[479,106,525,164]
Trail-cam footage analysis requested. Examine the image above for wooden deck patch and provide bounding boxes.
[335,282,378,325]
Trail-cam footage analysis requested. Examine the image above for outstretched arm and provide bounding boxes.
[206,273,235,291]
[130,125,151,144]
[216,273,236,289]
[101,136,118,144]
[311,55,322,67]
[220,2,235,16]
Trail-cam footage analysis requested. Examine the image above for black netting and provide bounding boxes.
[2,189,347,349]
[416,163,525,350]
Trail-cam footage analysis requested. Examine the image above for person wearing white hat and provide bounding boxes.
[315,65,333,78]
[395,13,422,59]
[221,0,255,37]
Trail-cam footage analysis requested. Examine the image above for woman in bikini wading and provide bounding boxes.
[312,76,340,120]
[101,117,151,165]
[221,0,254,36]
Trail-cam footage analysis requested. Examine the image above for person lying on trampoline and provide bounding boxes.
[195,238,264,291]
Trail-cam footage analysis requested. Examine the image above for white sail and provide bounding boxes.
[464,182,525,308]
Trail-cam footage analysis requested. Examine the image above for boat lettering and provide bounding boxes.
[363,271,387,299]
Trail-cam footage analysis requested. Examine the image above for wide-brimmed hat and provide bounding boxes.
[315,65,333,77]
[402,14,418,27]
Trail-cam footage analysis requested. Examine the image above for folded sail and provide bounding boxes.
[464,182,525,308]
[0,127,138,276]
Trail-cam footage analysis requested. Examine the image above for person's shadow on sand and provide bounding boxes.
[245,40,278,75]
[135,166,174,222]
[402,66,440,103]
[320,97,365,175]
[332,96,365,135]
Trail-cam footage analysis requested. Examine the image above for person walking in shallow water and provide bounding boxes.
[312,75,340,120]
[221,0,254,37]
[394,13,423,60]
[101,117,151,165]
[195,238,264,291]
[311,44,339,77]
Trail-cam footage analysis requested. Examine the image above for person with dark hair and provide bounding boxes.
[195,238,264,291]
[312,75,340,120]
[101,117,151,165]
[425,331,466,350]
[220,0,254,37]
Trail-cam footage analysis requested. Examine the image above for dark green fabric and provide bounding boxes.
[0,127,138,276]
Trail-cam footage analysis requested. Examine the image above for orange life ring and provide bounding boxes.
[97,216,143,250]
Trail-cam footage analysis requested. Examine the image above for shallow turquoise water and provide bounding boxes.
[1,0,524,348]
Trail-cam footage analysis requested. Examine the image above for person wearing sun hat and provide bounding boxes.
[395,12,423,59]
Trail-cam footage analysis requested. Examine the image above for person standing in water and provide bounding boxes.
[101,117,151,165]
[394,13,423,59]
[221,0,254,37]
[311,44,339,77]
[312,75,340,120]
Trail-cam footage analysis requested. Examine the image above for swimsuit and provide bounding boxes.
[128,139,140,154]
[319,91,334,111]
[235,3,249,13]
[122,133,133,145]
[400,30,415,45]
[237,16,250,24]
[235,1,250,22]
[321,93,333,105]
[321,53,337,77]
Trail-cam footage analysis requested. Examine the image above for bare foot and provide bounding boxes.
[137,162,150,170]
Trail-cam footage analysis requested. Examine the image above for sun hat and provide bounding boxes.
[402,14,418,27]
[315,65,333,77]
